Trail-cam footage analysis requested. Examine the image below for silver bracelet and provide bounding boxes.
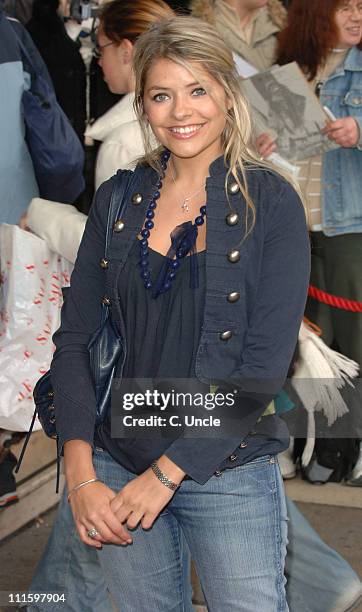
[67,477,100,503]
[151,461,180,491]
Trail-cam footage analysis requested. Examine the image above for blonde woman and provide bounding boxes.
[52,17,309,610]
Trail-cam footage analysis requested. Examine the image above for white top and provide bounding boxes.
[85,93,144,189]
[27,199,87,264]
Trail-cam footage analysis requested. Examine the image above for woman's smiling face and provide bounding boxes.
[142,58,230,162]
[334,1,362,48]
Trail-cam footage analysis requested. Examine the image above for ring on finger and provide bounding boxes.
[87,527,100,539]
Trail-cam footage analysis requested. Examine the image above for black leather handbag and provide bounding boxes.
[15,171,133,486]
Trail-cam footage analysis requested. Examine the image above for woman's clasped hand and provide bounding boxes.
[69,456,185,547]
[110,465,180,530]
[68,480,132,549]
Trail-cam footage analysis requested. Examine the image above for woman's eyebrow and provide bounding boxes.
[147,81,201,92]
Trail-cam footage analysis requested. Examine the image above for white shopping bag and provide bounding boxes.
[0,224,73,431]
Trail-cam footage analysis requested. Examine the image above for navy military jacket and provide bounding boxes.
[52,156,310,484]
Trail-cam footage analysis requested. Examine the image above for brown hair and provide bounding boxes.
[99,0,175,44]
[276,0,362,80]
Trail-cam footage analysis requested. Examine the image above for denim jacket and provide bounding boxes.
[52,157,310,484]
[321,46,362,236]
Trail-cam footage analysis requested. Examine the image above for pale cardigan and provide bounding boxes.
[191,0,287,71]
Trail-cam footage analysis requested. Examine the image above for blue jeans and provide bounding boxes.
[285,499,362,612]
[93,449,288,612]
[28,482,114,612]
[28,457,362,611]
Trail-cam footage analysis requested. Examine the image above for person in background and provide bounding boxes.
[0,6,44,224]
[0,5,43,508]
[276,0,362,487]
[190,0,285,159]
[26,0,86,140]
[84,0,163,189]
[0,431,25,507]
[191,0,287,71]
[26,0,174,256]
[2,0,34,24]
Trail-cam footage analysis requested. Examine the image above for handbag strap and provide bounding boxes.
[104,170,134,259]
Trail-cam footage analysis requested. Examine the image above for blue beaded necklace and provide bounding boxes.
[138,150,206,298]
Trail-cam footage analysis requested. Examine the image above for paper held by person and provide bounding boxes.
[240,62,339,161]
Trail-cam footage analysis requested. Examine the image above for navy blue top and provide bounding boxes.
[94,238,288,476]
[52,159,309,484]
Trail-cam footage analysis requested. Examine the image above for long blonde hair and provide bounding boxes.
[133,16,301,235]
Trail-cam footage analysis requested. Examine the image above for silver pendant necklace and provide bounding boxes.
[170,159,205,213]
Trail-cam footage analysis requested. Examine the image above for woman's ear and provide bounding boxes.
[120,38,134,64]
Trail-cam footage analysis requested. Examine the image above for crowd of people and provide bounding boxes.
[0,0,361,610]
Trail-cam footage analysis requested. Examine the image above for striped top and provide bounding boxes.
[296,49,348,231]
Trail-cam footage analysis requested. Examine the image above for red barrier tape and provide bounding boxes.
[308,285,362,313]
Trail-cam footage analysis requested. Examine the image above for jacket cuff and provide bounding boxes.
[164,388,278,484]
[355,117,362,150]
[54,389,96,456]
[57,433,95,457]
[165,438,242,484]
